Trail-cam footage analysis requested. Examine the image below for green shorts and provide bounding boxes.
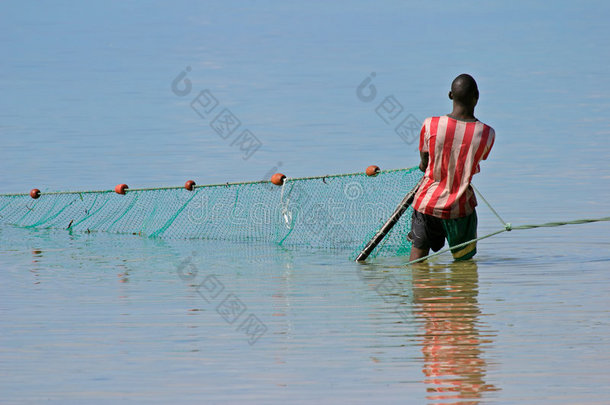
[408,209,478,261]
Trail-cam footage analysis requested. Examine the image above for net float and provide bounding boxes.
[185,180,196,191]
[114,184,129,195]
[271,173,286,186]
[366,165,380,177]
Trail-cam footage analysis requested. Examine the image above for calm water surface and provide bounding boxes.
[1,226,609,404]
[1,0,610,403]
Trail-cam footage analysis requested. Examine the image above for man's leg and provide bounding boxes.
[442,210,478,261]
[410,246,430,261]
[407,210,445,262]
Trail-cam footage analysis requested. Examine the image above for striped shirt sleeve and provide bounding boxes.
[419,118,429,153]
[482,128,495,160]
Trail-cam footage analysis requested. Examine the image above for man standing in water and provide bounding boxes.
[408,74,495,261]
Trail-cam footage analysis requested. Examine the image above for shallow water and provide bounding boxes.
[1,1,610,403]
[1,226,609,404]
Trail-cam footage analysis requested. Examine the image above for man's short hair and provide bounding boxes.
[451,74,479,105]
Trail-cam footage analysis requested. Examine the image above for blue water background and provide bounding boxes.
[1,1,610,403]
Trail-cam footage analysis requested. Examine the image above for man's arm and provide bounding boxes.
[419,151,429,172]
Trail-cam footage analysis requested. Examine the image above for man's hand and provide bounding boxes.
[419,152,429,172]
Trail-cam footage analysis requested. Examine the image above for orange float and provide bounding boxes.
[114,184,129,195]
[366,165,380,177]
[271,173,286,186]
[185,180,196,191]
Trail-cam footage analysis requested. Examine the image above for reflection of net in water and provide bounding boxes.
[0,167,423,258]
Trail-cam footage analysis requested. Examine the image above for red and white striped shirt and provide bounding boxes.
[413,116,495,219]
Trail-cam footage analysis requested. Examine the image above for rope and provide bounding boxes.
[279,178,292,229]
[404,184,610,265]
[0,167,417,197]
[405,228,507,265]
[471,184,508,226]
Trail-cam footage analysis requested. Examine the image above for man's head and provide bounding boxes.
[449,74,479,107]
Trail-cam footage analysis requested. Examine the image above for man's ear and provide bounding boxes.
[448,91,453,100]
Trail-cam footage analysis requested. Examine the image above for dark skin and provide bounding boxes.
[409,76,480,261]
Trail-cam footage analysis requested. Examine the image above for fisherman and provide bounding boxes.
[408,74,495,261]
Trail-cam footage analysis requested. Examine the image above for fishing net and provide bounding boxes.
[0,167,423,258]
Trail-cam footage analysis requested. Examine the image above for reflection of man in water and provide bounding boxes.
[412,262,499,403]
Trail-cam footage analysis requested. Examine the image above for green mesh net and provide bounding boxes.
[0,167,423,258]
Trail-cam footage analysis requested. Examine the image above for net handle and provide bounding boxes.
[355,177,423,261]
